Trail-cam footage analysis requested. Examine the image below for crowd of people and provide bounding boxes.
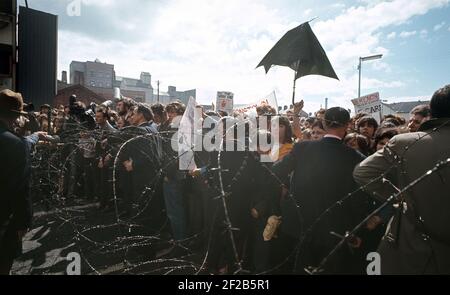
[0,83,449,275]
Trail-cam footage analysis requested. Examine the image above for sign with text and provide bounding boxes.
[234,91,279,117]
[216,91,234,114]
[352,92,382,123]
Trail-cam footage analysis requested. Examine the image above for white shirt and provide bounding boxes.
[324,134,342,140]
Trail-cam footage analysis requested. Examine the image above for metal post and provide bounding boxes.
[12,0,17,91]
[358,57,362,98]
[157,80,160,103]
[48,108,52,135]
[292,72,297,105]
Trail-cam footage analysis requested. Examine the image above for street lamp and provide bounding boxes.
[358,54,383,98]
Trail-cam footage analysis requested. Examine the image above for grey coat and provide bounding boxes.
[354,118,450,274]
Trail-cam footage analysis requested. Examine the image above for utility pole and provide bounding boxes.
[358,57,362,98]
[157,80,160,103]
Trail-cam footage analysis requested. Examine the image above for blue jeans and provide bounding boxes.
[163,178,186,241]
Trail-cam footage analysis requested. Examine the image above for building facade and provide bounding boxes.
[115,72,153,103]
[55,84,105,107]
[156,86,196,105]
[68,59,195,105]
[70,59,115,88]
[382,100,430,120]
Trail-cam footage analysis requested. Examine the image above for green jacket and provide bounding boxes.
[354,118,450,274]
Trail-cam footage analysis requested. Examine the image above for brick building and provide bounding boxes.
[54,84,105,107]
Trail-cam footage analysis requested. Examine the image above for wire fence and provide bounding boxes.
[22,118,450,275]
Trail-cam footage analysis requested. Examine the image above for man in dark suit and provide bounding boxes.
[0,90,33,275]
[273,107,367,274]
[119,104,161,218]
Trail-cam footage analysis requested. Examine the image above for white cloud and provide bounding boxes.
[369,79,405,88]
[420,29,428,38]
[387,32,396,39]
[81,0,116,7]
[303,9,312,17]
[58,0,449,112]
[312,0,448,46]
[331,3,346,9]
[399,30,417,38]
[371,61,391,72]
[434,21,446,31]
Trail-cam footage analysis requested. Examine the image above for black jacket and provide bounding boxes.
[272,137,367,273]
[273,137,367,241]
[0,123,32,257]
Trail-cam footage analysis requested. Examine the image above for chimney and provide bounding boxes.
[62,71,68,83]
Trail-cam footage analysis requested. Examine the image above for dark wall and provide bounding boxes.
[0,44,12,77]
[0,0,16,83]
[0,1,14,14]
[17,7,58,106]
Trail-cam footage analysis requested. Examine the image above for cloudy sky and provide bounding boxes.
[24,0,450,112]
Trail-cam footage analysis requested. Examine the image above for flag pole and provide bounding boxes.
[292,71,297,106]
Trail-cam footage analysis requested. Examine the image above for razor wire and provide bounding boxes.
[21,117,450,275]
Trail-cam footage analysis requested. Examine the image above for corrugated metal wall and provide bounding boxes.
[0,0,16,90]
[0,1,14,14]
[17,6,58,106]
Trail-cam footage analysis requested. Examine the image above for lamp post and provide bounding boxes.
[358,54,383,98]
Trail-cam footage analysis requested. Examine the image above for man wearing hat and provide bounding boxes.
[0,89,33,274]
[273,107,367,274]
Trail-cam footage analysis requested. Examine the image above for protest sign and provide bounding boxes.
[233,91,279,116]
[216,91,234,114]
[352,92,382,123]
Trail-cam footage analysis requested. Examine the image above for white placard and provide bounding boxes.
[216,91,234,114]
[352,92,382,123]
[233,91,279,116]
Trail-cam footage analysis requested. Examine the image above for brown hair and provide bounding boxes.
[276,116,293,144]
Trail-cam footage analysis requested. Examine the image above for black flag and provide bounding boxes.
[257,21,339,81]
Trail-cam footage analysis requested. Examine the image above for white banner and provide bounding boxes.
[178,97,201,171]
[233,91,279,116]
